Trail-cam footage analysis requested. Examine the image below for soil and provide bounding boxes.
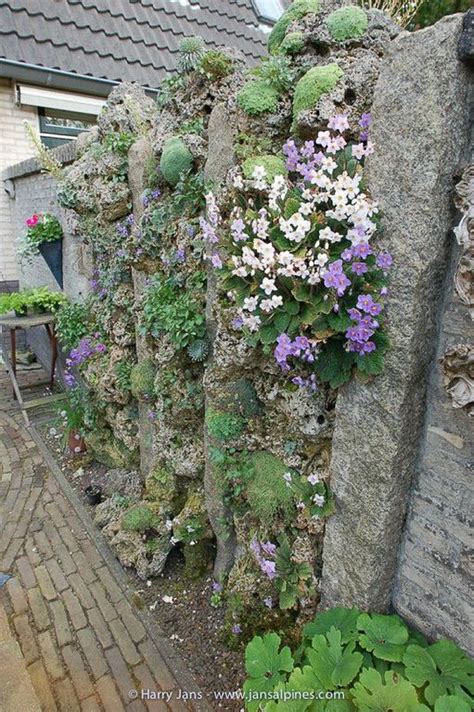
[40,422,245,711]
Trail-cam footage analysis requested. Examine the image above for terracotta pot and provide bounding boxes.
[68,431,87,454]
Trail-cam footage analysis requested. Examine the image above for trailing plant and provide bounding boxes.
[141,272,206,351]
[23,120,64,180]
[243,608,474,711]
[18,213,63,263]
[55,301,90,352]
[200,114,392,391]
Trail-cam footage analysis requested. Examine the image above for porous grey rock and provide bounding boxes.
[321,14,471,611]
[204,104,236,185]
[97,82,157,137]
[101,468,142,500]
[458,8,474,65]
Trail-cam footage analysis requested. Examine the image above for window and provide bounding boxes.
[252,0,286,23]
[38,108,96,148]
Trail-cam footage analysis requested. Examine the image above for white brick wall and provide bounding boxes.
[0,78,38,282]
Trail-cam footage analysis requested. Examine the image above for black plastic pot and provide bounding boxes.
[38,239,63,289]
[84,485,102,506]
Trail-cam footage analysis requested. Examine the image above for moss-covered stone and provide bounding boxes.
[121,505,158,533]
[326,6,368,42]
[247,451,295,524]
[220,379,264,419]
[86,428,139,469]
[268,0,319,54]
[292,63,344,123]
[159,136,193,185]
[236,80,280,117]
[243,155,287,183]
[144,466,181,514]
[280,31,305,55]
[130,359,156,400]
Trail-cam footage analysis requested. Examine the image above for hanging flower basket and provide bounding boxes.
[38,238,63,289]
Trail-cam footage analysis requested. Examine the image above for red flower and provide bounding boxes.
[26,214,39,227]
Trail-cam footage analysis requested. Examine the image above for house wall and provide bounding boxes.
[0,78,38,287]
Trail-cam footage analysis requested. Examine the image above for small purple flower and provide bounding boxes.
[380,286,388,297]
[260,541,277,558]
[211,254,222,269]
[212,582,222,593]
[260,559,276,579]
[232,624,242,634]
[351,261,368,275]
[307,473,320,485]
[357,294,382,315]
[376,252,393,270]
[359,113,372,129]
[341,248,353,262]
[147,410,157,421]
[263,597,273,609]
[348,307,362,321]
[352,242,372,259]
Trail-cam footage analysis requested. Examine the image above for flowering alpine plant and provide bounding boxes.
[199,114,392,390]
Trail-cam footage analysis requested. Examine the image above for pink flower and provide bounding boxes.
[26,214,39,227]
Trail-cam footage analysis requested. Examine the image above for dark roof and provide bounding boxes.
[0,0,279,91]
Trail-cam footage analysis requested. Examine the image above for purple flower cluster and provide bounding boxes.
[142,189,161,208]
[67,336,106,368]
[283,139,324,181]
[274,334,319,372]
[292,373,318,393]
[359,113,372,143]
[323,259,351,297]
[345,296,383,354]
[250,539,277,580]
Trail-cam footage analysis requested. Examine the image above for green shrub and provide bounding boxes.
[130,359,156,400]
[0,288,67,317]
[268,0,319,54]
[243,608,474,712]
[199,50,233,81]
[159,137,193,186]
[292,63,343,123]
[280,31,305,55]
[55,301,89,352]
[206,410,246,442]
[242,155,286,183]
[121,505,158,533]
[247,452,294,524]
[237,80,280,117]
[326,5,368,41]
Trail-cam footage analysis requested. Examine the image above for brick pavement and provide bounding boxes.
[0,370,205,712]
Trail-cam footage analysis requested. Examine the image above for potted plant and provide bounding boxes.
[0,288,67,318]
[18,213,64,288]
[84,484,102,506]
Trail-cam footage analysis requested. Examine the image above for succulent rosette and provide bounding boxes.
[200,114,392,390]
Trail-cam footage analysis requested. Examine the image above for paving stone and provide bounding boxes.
[27,586,50,631]
[108,618,141,666]
[0,638,41,712]
[96,675,124,712]
[80,696,102,712]
[16,555,37,589]
[45,558,69,593]
[104,646,137,702]
[0,597,11,641]
[13,613,40,665]
[89,581,117,623]
[77,628,109,680]
[86,607,114,649]
[55,677,81,712]
[28,659,58,711]
[50,600,73,647]
[35,564,58,601]
[72,552,97,585]
[34,531,53,559]
[96,567,123,604]
[133,663,168,712]
[6,576,28,615]
[115,599,146,644]
[59,525,81,554]
[55,542,78,576]
[138,640,177,692]
[69,572,95,609]
[62,589,88,631]
[38,630,65,681]
[62,644,95,700]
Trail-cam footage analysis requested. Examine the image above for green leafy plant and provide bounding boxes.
[198,50,233,81]
[243,608,474,711]
[247,452,295,525]
[273,534,313,610]
[156,75,185,109]
[243,633,294,712]
[55,301,90,352]
[0,288,67,317]
[251,55,296,93]
[103,131,136,155]
[115,360,134,393]
[206,410,246,442]
[141,273,206,350]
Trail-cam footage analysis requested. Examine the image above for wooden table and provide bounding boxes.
[0,313,64,425]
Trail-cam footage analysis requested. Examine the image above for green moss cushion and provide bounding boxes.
[292,63,344,122]
[243,155,287,182]
[326,6,368,41]
[280,31,305,55]
[236,80,280,116]
[159,136,193,186]
[130,359,156,400]
[268,0,320,54]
